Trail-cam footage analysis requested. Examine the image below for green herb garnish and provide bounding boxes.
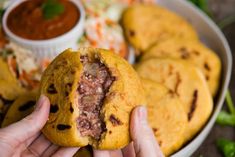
[216,110,235,126]
[218,15,235,29]
[41,0,65,20]
[217,138,235,157]
[187,0,212,17]
[216,91,235,155]
[226,91,235,115]
[216,91,235,126]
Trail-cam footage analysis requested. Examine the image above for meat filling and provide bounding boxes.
[77,56,115,140]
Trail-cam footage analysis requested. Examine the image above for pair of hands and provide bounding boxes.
[0,95,164,157]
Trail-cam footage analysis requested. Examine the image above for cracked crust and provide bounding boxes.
[135,58,213,142]
[40,48,146,149]
[142,79,187,156]
[141,38,221,96]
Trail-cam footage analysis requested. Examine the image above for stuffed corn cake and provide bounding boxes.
[1,89,92,157]
[0,57,19,82]
[141,38,221,96]
[0,58,25,124]
[121,4,198,53]
[40,48,146,149]
[142,79,187,156]
[135,58,213,142]
[1,91,37,127]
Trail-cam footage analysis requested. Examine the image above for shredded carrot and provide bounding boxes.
[110,46,115,52]
[96,22,102,39]
[19,70,39,90]
[105,19,115,27]
[86,8,99,17]
[7,57,17,77]
[119,43,128,58]
[87,36,98,47]
[41,59,51,70]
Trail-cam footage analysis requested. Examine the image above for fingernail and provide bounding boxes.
[35,95,47,111]
[137,106,147,124]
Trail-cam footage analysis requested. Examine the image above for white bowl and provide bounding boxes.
[155,0,232,156]
[2,0,85,60]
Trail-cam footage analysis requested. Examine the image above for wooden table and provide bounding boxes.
[193,0,235,156]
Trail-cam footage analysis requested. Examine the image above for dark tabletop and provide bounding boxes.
[193,0,235,157]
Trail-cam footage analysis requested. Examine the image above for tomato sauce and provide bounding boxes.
[7,0,80,40]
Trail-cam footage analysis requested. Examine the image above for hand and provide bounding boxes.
[93,106,164,157]
[0,95,79,157]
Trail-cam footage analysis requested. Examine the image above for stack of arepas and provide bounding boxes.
[121,3,221,156]
[0,58,25,123]
[0,3,222,157]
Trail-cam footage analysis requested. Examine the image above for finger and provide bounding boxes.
[42,145,59,157]
[122,142,135,157]
[15,133,40,151]
[25,133,41,147]
[0,95,50,156]
[12,133,41,157]
[21,134,51,157]
[94,150,126,157]
[52,147,79,157]
[93,150,111,157]
[110,150,123,157]
[0,95,50,145]
[130,106,164,157]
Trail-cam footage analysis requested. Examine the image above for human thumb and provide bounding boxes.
[130,106,164,157]
[0,95,50,149]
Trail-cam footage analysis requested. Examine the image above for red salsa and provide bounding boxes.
[7,0,80,40]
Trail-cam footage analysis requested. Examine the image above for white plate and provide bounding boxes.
[156,0,232,156]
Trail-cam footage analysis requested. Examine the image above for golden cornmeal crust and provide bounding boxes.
[142,79,187,156]
[0,80,25,101]
[0,58,25,100]
[141,38,221,96]
[40,48,146,149]
[0,58,25,124]
[0,58,19,83]
[1,91,37,127]
[0,80,25,125]
[135,58,213,142]
[73,147,92,157]
[121,4,198,53]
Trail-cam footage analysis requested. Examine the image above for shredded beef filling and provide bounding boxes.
[77,56,115,140]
